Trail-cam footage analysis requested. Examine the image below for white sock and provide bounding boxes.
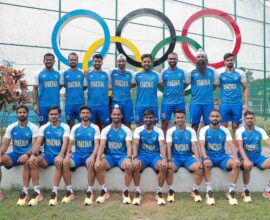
[22,187,29,195]
[265,182,270,192]
[168,185,174,191]
[229,183,236,193]
[193,184,199,191]
[34,185,41,194]
[243,185,249,192]
[66,185,73,193]
[205,182,213,192]
[101,184,107,192]
[87,186,94,193]
[52,186,58,195]
[156,187,162,193]
[135,186,141,193]
[123,186,129,192]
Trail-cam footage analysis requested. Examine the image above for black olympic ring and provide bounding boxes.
[115,8,176,67]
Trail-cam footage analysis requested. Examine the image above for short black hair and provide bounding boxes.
[93,54,103,60]
[144,109,154,116]
[44,53,55,60]
[223,53,234,61]
[80,105,91,113]
[68,52,78,60]
[210,109,220,115]
[244,110,255,117]
[175,109,185,115]
[16,105,29,113]
[141,54,152,61]
[48,106,61,114]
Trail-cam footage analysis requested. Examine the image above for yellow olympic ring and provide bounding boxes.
[83,36,142,71]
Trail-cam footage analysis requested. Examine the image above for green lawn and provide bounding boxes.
[1,190,270,220]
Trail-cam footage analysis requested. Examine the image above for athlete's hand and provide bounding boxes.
[133,158,141,171]
[94,160,102,173]
[243,159,253,170]
[203,158,212,168]
[196,161,203,169]
[54,155,63,168]
[63,156,70,167]
[160,159,167,172]
[86,156,96,168]
[33,104,40,114]
[28,155,37,168]
[234,158,241,167]
[167,161,173,170]
[17,154,29,163]
[123,158,133,172]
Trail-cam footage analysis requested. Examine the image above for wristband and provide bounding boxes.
[133,156,138,160]
[127,156,132,160]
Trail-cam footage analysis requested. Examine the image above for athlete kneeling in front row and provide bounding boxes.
[62,106,101,205]
[199,109,240,206]
[166,109,203,203]
[133,109,167,205]
[236,111,270,202]
[95,105,133,204]
[27,106,70,206]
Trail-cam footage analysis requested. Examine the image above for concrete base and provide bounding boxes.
[1,166,270,192]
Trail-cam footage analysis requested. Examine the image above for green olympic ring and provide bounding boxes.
[151,36,203,96]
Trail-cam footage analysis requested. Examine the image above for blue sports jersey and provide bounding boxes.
[110,69,135,101]
[135,70,161,107]
[162,67,186,105]
[101,124,132,155]
[70,123,100,155]
[236,126,269,158]
[61,69,85,105]
[199,125,232,157]
[87,70,109,106]
[4,121,39,154]
[166,126,197,156]
[187,67,217,105]
[219,68,246,105]
[39,122,70,156]
[134,125,165,154]
[34,69,60,107]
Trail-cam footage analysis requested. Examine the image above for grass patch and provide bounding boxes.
[1,190,270,220]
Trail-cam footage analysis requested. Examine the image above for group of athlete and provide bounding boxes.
[0,49,270,207]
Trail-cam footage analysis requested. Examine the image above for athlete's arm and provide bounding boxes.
[132,138,140,170]
[54,136,69,168]
[192,141,201,162]
[242,82,249,112]
[236,139,253,169]
[95,139,106,173]
[265,139,270,149]
[30,136,43,155]
[32,86,39,114]
[227,140,239,162]
[199,140,208,159]
[0,138,11,157]
[166,141,172,169]
[17,136,38,164]
[87,138,100,168]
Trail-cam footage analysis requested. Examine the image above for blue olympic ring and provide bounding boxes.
[51,9,110,69]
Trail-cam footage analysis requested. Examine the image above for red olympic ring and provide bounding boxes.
[181,9,241,69]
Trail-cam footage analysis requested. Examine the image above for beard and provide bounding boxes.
[196,60,207,74]
[169,62,177,69]
[210,120,219,126]
[112,118,121,124]
[18,116,27,121]
[70,63,77,68]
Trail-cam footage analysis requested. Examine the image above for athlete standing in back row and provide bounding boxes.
[135,54,162,127]
[186,49,219,132]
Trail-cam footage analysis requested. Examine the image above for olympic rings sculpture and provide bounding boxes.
[51,8,241,71]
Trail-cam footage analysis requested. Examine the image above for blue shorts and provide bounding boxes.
[5,151,24,168]
[89,105,110,125]
[104,154,127,169]
[190,103,214,125]
[220,104,242,124]
[240,155,268,170]
[209,154,232,171]
[65,104,83,123]
[172,155,196,171]
[112,100,133,123]
[160,103,186,121]
[38,106,50,125]
[138,154,162,172]
[135,106,158,124]
[70,152,91,169]
[41,153,57,166]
